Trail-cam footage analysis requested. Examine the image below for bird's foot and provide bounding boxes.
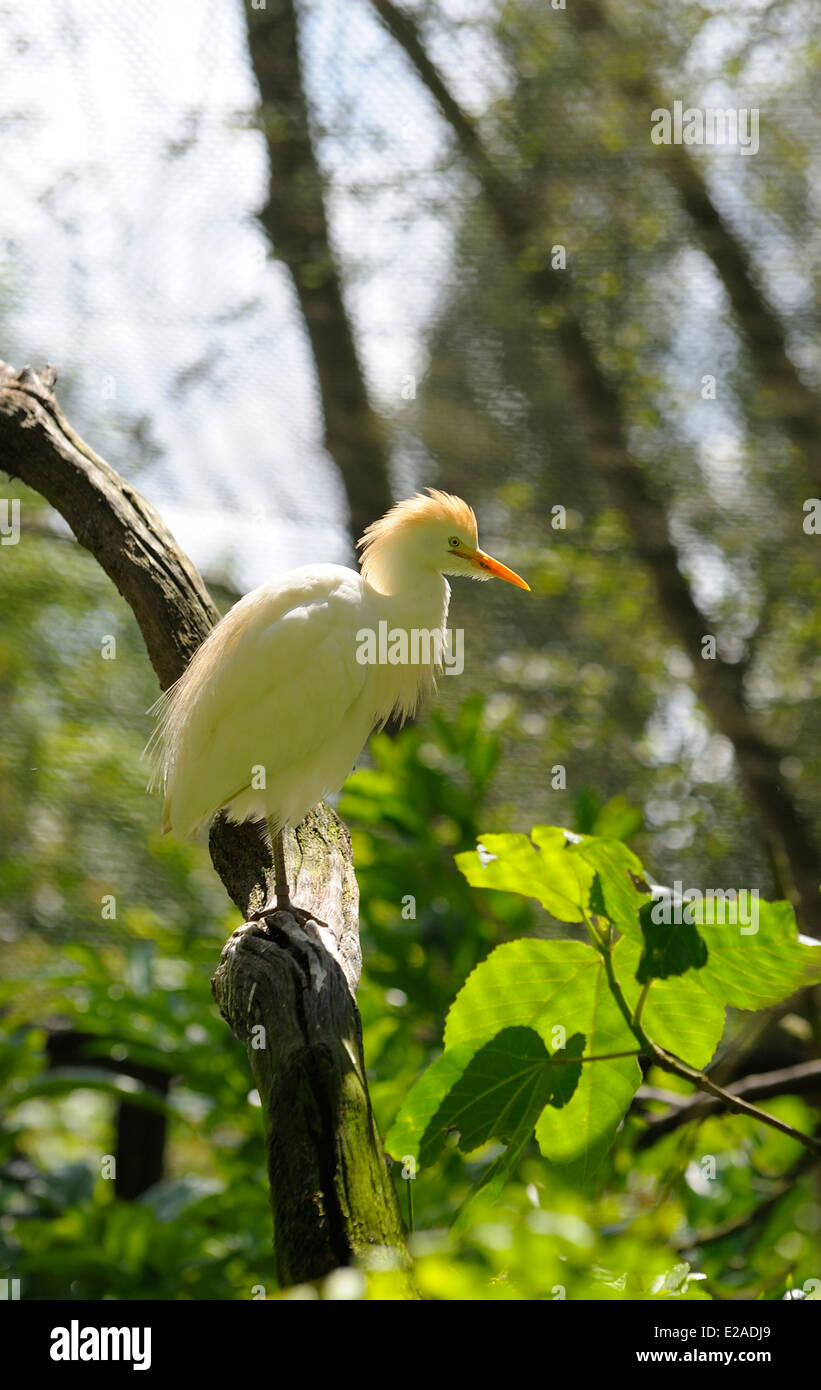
[248,899,329,933]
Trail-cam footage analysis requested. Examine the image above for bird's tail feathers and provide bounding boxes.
[143,677,184,795]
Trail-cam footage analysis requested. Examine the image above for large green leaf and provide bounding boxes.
[566,836,652,943]
[385,1023,583,1169]
[386,1043,485,1161]
[535,1048,641,1185]
[690,898,821,1008]
[452,1032,586,1225]
[389,939,641,1181]
[444,939,605,1048]
[418,1026,580,1167]
[456,826,654,940]
[444,939,642,1180]
[614,938,725,1068]
[455,827,585,921]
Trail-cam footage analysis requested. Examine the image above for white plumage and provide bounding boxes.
[149,490,528,889]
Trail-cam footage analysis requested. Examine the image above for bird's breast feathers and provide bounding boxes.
[152,563,448,836]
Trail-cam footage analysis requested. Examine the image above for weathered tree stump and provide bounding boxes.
[212,805,410,1288]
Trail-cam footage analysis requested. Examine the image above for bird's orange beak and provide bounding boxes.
[469,548,530,590]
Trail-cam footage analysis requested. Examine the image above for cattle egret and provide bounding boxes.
[149,489,528,918]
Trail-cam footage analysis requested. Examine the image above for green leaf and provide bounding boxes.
[389,938,641,1183]
[651,1262,707,1297]
[444,939,603,1048]
[614,938,725,1068]
[589,795,644,842]
[387,1022,584,1166]
[452,1032,585,1229]
[549,1031,587,1108]
[444,939,642,1181]
[455,827,585,921]
[636,899,708,982]
[456,826,653,939]
[567,836,652,941]
[386,1045,477,1162]
[418,1026,579,1168]
[535,1052,641,1185]
[690,898,821,1008]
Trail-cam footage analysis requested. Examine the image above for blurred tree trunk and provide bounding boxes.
[46,1029,170,1199]
[244,0,393,545]
[371,0,821,940]
[568,0,821,491]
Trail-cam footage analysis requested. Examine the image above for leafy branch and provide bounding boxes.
[387,825,821,1211]
[589,910,821,1158]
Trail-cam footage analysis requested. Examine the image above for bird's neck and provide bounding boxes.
[367,571,452,727]
[370,568,450,631]
[366,564,452,625]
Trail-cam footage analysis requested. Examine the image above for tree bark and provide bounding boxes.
[370,1,821,939]
[244,0,394,546]
[212,805,412,1287]
[0,360,412,1288]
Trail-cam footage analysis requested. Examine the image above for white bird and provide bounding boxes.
[149,489,528,917]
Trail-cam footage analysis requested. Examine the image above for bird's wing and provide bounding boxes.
[156,565,375,834]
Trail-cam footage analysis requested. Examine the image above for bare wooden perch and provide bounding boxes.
[0,360,412,1290]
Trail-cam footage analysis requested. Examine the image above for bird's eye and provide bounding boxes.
[449,536,460,548]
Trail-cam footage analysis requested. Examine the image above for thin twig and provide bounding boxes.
[635,1058,821,1148]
